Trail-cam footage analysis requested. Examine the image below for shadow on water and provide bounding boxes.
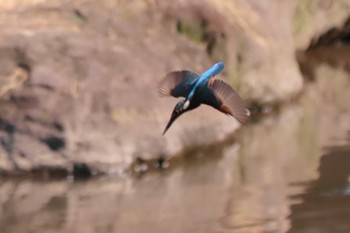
[288,133,350,233]
[0,144,240,233]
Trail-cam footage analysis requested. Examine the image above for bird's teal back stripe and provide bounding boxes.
[188,62,224,100]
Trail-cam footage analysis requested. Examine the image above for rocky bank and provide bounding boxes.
[0,0,349,176]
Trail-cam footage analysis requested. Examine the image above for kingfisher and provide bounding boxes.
[158,62,250,135]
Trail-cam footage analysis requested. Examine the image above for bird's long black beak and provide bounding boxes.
[162,111,179,135]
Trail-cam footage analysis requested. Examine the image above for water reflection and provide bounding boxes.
[218,103,321,233]
[288,139,350,233]
[1,71,350,233]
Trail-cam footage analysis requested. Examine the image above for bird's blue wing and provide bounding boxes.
[158,70,199,98]
[200,79,250,123]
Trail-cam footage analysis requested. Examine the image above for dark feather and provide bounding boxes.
[202,79,249,123]
[158,70,199,98]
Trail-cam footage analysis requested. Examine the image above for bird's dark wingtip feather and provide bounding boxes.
[210,79,250,124]
[157,70,199,98]
[234,108,250,124]
[157,75,172,96]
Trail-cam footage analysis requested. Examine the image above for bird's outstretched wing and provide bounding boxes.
[158,70,199,98]
[201,79,250,123]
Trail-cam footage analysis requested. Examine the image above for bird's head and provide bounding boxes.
[162,99,190,135]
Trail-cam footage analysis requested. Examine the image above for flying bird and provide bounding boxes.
[158,62,250,135]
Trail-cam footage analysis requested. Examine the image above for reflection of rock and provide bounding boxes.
[287,62,350,231]
[239,104,320,181]
[221,104,321,232]
[0,151,235,233]
[0,179,127,233]
[288,141,350,233]
[231,62,350,232]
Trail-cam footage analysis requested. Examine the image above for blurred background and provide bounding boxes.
[0,0,350,232]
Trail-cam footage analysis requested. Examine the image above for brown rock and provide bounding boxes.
[0,0,349,175]
[0,0,240,175]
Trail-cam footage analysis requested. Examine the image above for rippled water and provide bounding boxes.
[1,51,350,233]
